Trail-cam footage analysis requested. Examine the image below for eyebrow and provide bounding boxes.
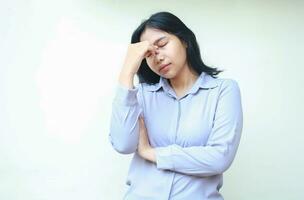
[153,36,167,45]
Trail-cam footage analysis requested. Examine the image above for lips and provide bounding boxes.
[159,63,171,72]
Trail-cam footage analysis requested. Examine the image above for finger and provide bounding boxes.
[140,117,147,128]
[144,45,157,58]
[139,116,143,124]
[144,50,154,58]
[138,117,145,131]
[147,43,156,50]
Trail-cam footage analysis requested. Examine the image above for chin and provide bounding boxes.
[162,72,177,79]
[160,74,173,79]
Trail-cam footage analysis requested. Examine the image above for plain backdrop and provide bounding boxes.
[1,0,304,199]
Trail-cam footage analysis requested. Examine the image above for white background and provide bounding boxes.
[1,0,304,199]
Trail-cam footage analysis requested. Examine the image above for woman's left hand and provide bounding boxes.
[137,117,156,163]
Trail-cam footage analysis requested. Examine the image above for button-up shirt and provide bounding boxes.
[109,72,243,200]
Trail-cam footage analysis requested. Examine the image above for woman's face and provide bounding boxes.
[140,28,189,79]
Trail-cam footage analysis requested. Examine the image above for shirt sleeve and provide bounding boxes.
[108,83,144,154]
[155,79,243,177]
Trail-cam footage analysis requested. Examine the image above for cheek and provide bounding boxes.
[172,48,186,65]
[168,43,186,62]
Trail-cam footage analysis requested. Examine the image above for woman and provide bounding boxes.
[109,11,243,200]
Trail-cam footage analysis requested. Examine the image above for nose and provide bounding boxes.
[154,48,164,63]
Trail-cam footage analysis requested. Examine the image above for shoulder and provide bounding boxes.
[211,76,241,91]
[205,76,241,99]
[212,77,242,101]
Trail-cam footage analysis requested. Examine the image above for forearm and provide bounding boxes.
[118,70,135,89]
[109,84,142,154]
[154,143,240,177]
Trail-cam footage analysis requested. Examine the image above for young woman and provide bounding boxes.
[109,11,243,200]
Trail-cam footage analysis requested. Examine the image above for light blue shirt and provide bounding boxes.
[109,72,243,200]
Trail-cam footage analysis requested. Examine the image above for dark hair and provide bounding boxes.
[131,11,223,84]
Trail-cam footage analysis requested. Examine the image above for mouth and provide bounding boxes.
[159,63,171,72]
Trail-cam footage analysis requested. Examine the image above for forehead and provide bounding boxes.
[140,28,170,42]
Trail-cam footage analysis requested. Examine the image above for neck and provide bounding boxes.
[168,65,199,92]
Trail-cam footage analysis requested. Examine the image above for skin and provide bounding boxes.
[119,28,199,163]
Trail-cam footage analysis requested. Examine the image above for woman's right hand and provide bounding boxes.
[119,41,156,89]
[122,41,156,75]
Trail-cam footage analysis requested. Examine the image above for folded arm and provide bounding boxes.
[155,80,243,177]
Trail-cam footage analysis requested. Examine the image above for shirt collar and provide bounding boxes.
[146,72,219,94]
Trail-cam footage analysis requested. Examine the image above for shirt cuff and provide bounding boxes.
[114,84,139,106]
[155,146,174,170]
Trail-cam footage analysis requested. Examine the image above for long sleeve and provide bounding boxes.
[108,84,143,154]
[155,79,243,177]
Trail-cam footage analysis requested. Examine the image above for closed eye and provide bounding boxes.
[157,42,167,47]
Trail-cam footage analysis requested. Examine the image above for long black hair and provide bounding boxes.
[131,11,223,84]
